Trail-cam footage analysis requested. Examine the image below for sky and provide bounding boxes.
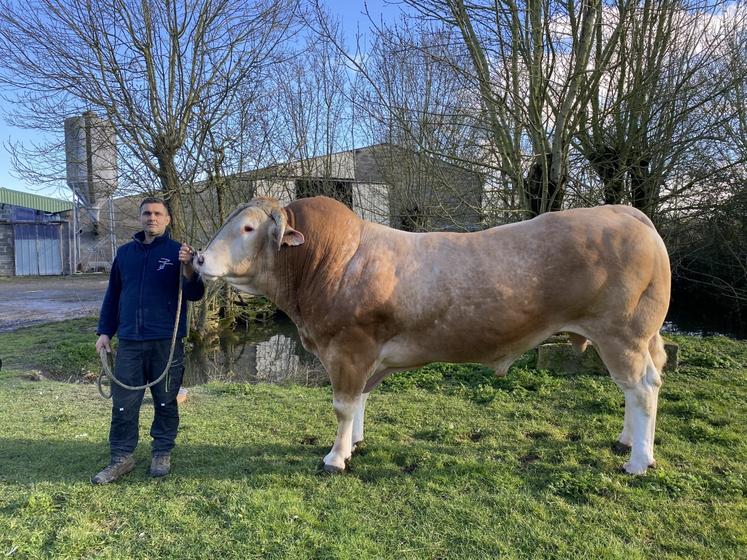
[0,0,404,200]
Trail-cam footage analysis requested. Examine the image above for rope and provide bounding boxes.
[97,262,185,399]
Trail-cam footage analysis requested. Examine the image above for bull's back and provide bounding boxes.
[348,205,669,364]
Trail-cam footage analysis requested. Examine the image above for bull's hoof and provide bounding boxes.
[621,458,656,475]
[351,440,366,455]
[613,441,632,455]
[323,463,345,474]
[620,464,645,475]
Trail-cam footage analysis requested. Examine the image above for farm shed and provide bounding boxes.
[188,144,484,240]
[0,187,72,276]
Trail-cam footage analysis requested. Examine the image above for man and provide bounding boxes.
[92,197,205,484]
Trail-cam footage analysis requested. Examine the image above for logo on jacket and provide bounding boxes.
[157,258,174,271]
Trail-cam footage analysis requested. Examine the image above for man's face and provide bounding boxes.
[140,202,171,238]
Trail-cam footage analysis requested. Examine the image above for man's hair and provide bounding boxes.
[139,197,170,216]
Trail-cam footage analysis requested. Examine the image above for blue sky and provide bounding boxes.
[0,0,402,199]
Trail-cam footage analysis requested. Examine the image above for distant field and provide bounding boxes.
[0,319,745,559]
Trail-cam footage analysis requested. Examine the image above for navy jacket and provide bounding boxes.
[97,231,205,340]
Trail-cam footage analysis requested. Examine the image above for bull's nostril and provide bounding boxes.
[196,255,205,266]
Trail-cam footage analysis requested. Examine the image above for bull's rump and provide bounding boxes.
[353,205,670,366]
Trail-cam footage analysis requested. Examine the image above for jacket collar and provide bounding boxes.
[133,230,172,247]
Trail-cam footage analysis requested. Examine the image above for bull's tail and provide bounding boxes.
[648,332,667,373]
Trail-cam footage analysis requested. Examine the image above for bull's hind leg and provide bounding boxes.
[596,336,662,475]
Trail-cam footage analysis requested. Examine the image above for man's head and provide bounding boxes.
[139,197,171,240]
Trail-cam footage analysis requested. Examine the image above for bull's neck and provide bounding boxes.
[266,248,306,327]
[265,207,360,332]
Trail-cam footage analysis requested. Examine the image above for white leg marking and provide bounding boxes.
[352,393,370,450]
[623,358,661,475]
[323,396,360,472]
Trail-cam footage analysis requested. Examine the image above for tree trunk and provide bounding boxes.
[524,153,566,217]
[631,158,654,217]
[156,151,185,241]
[590,147,626,205]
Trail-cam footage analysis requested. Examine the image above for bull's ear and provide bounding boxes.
[270,207,303,251]
[282,226,304,247]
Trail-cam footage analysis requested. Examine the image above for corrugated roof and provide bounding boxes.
[0,187,73,214]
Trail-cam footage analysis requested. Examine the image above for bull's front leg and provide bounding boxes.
[352,392,370,452]
[324,393,361,473]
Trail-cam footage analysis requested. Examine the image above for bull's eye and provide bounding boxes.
[244,225,254,233]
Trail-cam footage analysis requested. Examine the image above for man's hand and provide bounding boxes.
[179,243,196,280]
[96,334,111,353]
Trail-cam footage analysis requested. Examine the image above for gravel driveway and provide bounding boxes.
[0,274,109,332]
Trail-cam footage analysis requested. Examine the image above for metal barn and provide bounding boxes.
[0,187,72,276]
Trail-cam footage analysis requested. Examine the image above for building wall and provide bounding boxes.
[352,182,389,225]
[281,152,355,180]
[67,196,140,272]
[0,204,14,276]
[353,145,483,232]
[254,178,294,206]
[242,146,483,231]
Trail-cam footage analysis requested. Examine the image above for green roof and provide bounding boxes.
[0,187,73,214]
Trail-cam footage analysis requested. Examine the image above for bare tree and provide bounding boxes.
[377,0,605,218]
[0,0,299,238]
[269,16,354,181]
[350,20,484,229]
[576,0,745,218]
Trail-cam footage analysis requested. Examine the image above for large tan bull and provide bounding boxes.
[193,196,671,475]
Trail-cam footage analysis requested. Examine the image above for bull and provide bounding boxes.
[193,196,670,475]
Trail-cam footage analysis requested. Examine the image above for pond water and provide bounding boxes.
[184,317,327,387]
[665,292,745,340]
[183,304,745,388]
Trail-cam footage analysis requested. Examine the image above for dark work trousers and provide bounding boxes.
[109,338,185,459]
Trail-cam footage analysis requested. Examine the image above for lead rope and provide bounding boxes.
[97,262,185,399]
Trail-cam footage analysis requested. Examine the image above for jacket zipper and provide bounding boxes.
[138,246,149,337]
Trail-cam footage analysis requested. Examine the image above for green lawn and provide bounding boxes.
[0,319,745,559]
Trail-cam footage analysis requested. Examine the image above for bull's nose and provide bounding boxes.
[196,254,205,266]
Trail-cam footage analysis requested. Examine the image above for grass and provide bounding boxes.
[0,320,746,559]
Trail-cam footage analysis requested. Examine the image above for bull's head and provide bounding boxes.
[192,197,304,294]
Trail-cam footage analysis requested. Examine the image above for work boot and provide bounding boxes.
[150,453,171,478]
[91,455,135,485]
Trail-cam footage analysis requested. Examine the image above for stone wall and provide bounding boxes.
[0,204,14,276]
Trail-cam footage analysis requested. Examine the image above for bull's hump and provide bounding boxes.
[286,196,364,289]
[287,196,360,224]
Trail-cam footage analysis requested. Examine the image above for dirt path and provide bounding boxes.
[0,274,108,332]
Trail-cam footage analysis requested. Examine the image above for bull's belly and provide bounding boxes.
[377,325,547,370]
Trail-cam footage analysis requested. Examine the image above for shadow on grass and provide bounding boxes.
[4,434,689,504]
[0,435,592,490]
[1,436,513,486]
[0,438,335,484]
